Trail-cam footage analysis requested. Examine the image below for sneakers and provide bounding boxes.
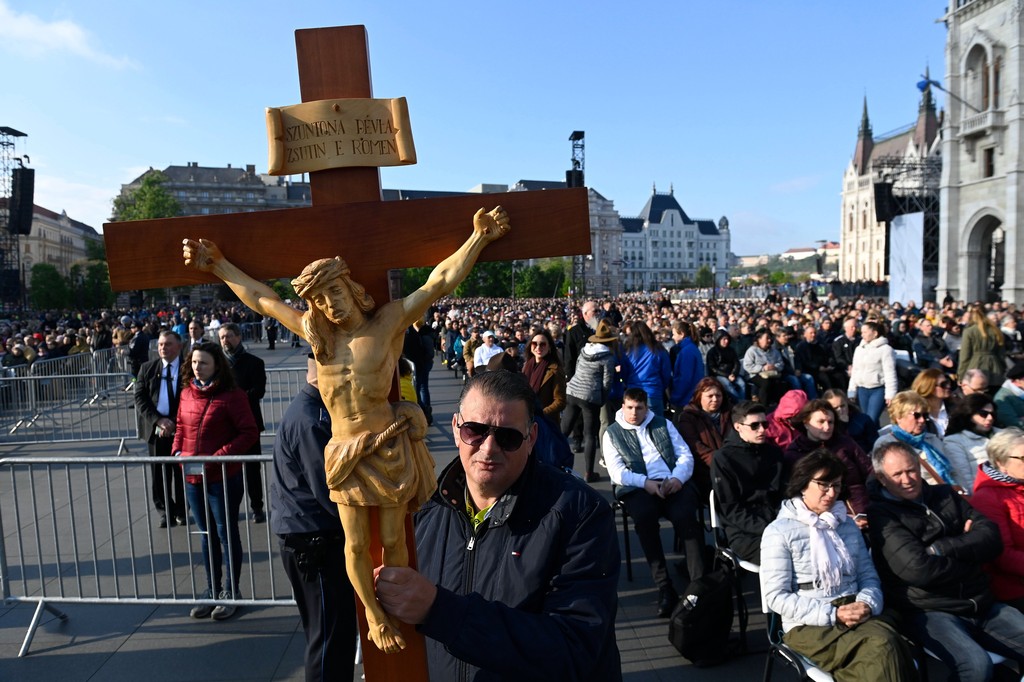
[211,590,239,620]
[190,589,215,619]
[252,510,266,524]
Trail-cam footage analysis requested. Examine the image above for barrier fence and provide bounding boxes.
[0,367,307,446]
[0,454,295,656]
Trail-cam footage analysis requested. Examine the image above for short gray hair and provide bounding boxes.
[871,440,918,476]
[986,427,1024,467]
[960,368,988,387]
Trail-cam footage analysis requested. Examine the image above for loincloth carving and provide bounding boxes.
[325,401,436,510]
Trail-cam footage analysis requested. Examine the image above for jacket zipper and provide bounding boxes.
[459,520,482,682]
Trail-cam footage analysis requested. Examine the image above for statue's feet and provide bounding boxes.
[367,613,406,654]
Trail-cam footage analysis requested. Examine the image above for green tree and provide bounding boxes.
[111,171,182,222]
[695,265,713,288]
[110,171,182,306]
[399,267,433,297]
[453,261,513,297]
[82,262,116,309]
[30,263,70,309]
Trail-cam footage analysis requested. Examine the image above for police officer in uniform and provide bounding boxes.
[271,354,357,681]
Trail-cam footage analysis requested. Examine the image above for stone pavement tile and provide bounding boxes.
[0,602,156,680]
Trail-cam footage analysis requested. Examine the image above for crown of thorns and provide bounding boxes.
[291,257,350,298]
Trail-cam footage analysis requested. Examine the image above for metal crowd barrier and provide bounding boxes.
[0,454,294,656]
[0,367,307,446]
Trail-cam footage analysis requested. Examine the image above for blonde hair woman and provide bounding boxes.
[959,305,1006,386]
[873,391,971,493]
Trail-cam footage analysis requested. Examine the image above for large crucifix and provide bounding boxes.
[104,25,589,681]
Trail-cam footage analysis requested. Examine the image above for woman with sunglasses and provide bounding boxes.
[760,450,915,680]
[874,391,966,492]
[911,368,955,438]
[972,428,1024,614]
[521,329,565,425]
[943,393,1000,491]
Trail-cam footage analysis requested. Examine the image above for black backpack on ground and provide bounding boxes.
[667,569,735,667]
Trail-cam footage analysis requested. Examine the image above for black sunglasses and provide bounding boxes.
[977,409,995,418]
[456,417,530,451]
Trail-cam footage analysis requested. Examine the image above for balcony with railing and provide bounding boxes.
[960,109,1004,138]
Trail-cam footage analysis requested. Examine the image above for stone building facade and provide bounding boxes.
[839,90,940,283]
[621,186,730,291]
[937,0,1024,303]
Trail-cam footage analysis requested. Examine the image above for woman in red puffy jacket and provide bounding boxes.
[972,427,1024,613]
[173,341,258,620]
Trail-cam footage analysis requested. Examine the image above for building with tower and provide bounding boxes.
[937,0,1024,304]
[839,86,941,285]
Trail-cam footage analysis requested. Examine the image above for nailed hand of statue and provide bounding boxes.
[182,238,224,272]
[473,206,511,242]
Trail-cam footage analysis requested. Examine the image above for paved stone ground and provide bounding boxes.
[1,343,945,681]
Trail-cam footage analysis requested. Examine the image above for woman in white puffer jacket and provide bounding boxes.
[760,450,915,680]
[846,321,897,426]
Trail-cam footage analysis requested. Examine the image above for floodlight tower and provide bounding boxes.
[0,126,27,310]
[566,131,586,297]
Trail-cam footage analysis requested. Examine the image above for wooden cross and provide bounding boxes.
[103,25,590,682]
[103,26,589,304]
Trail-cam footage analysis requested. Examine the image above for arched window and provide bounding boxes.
[966,44,990,112]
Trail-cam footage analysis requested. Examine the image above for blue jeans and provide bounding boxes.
[909,603,1024,682]
[785,373,817,399]
[715,375,746,403]
[645,391,665,417]
[856,386,886,426]
[186,474,244,594]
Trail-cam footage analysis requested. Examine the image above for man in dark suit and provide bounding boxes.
[219,323,268,523]
[184,319,206,355]
[134,330,186,527]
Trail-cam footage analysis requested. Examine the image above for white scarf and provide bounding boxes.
[792,497,853,594]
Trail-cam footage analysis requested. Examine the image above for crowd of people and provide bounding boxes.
[412,291,1024,680]
[7,288,1024,678]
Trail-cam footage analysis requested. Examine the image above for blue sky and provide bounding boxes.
[2,0,947,255]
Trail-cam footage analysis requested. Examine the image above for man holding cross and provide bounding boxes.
[182,205,510,654]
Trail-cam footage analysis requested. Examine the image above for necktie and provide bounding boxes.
[164,363,175,415]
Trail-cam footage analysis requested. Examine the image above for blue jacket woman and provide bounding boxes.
[621,321,671,416]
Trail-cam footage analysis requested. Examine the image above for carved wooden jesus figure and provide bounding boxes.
[182,206,510,653]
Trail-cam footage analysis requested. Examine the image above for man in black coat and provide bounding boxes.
[829,317,859,391]
[270,354,356,682]
[403,318,436,424]
[912,318,955,371]
[374,371,621,681]
[127,321,151,378]
[219,323,268,523]
[134,330,186,527]
[710,400,785,564]
[868,441,1024,681]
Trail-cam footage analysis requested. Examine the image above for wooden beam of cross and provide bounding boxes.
[102,25,590,682]
[103,25,589,304]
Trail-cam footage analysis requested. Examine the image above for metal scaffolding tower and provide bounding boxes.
[873,155,941,299]
[567,131,586,297]
[0,126,27,310]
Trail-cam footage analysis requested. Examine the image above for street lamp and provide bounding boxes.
[711,265,717,302]
[917,76,980,114]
